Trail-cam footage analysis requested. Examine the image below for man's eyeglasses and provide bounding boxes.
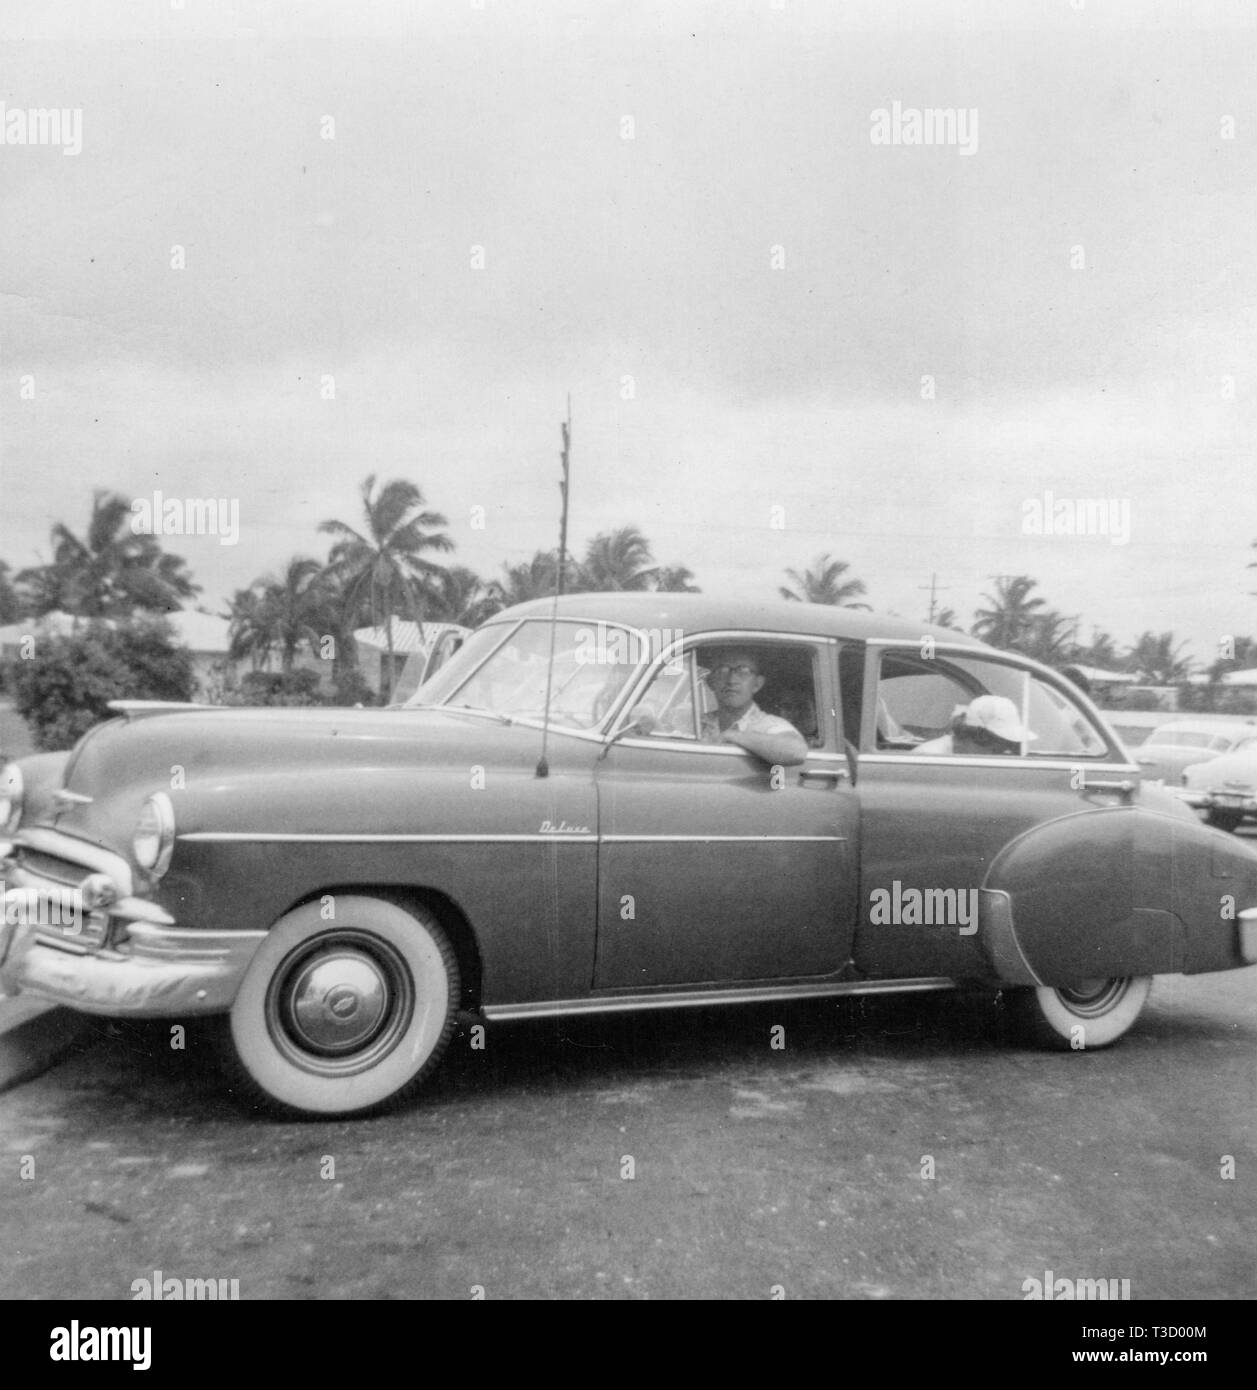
[706,664,758,681]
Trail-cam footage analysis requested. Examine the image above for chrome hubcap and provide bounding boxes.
[267,931,414,1075]
[1058,977,1126,1015]
[287,952,390,1053]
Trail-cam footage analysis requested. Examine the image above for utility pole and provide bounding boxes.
[918,572,951,624]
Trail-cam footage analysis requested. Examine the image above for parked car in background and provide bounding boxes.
[1130,717,1257,785]
[1179,741,1257,832]
[3,594,1257,1118]
[1101,709,1174,751]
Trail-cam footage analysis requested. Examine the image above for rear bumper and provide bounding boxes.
[1175,788,1257,816]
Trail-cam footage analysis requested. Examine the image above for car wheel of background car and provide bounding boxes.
[225,896,459,1117]
[1003,975,1152,1050]
[1205,809,1244,834]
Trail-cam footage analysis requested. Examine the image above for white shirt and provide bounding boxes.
[701,701,799,743]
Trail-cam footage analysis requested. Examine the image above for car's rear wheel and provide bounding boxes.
[225,896,459,1117]
[1205,809,1244,833]
[1004,975,1151,1050]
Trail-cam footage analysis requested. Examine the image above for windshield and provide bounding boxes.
[406,618,648,729]
[1147,730,1225,750]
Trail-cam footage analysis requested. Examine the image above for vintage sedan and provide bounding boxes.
[1130,716,1257,786]
[2,595,1256,1118]
[1179,743,1257,833]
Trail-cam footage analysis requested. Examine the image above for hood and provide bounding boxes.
[33,705,562,856]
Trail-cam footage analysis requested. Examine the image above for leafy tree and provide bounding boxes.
[19,491,199,618]
[10,617,195,751]
[972,575,1045,651]
[779,554,868,608]
[320,476,453,701]
[0,560,22,624]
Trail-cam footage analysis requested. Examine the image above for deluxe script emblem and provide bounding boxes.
[539,820,590,835]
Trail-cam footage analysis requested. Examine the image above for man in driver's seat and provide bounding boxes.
[700,649,809,766]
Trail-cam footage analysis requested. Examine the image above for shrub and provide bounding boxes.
[10,618,196,751]
[230,668,324,707]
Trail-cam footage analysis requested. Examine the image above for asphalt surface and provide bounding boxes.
[1,967,1253,1301]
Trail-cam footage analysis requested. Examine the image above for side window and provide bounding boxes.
[1023,676,1109,758]
[620,641,827,748]
[875,653,992,751]
[628,650,701,740]
[874,651,1110,759]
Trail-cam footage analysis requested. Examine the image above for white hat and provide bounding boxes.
[963,695,1035,743]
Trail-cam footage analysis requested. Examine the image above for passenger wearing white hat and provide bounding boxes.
[916,694,1036,756]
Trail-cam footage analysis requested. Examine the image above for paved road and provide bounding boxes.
[1,967,1253,1301]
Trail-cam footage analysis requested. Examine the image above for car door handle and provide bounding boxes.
[798,766,849,784]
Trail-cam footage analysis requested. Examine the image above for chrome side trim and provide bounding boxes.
[178,831,845,846]
[179,832,599,844]
[601,834,846,843]
[482,976,957,1022]
[859,755,1141,774]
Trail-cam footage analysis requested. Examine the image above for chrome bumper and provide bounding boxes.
[0,833,264,1017]
[1240,909,1257,966]
[1174,787,1257,814]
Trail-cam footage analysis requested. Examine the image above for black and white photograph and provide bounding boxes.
[0,0,1254,1328]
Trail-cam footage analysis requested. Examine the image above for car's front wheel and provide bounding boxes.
[1205,809,1244,834]
[1004,975,1151,1050]
[225,896,459,1117]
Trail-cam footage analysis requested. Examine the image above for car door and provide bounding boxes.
[851,640,1151,982]
[592,633,859,989]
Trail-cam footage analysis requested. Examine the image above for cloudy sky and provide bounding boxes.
[2,0,1255,663]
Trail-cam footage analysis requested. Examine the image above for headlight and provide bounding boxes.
[0,762,23,832]
[133,792,176,876]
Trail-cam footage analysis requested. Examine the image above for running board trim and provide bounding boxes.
[480,976,957,1023]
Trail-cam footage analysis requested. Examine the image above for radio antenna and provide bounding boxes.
[536,396,572,778]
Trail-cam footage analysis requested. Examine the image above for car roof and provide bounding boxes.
[1149,718,1257,738]
[494,592,985,647]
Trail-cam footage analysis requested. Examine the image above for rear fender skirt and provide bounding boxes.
[980,807,1188,986]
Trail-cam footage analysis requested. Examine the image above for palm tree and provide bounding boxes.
[972,575,1045,652]
[1021,610,1076,666]
[1072,629,1124,672]
[226,584,278,670]
[228,558,329,674]
[426,565,502,626]
[489,551,570,608]
[20,491,200,619]
[320,476,453,700]
[1208,635,1257,684]
[778,554,868,607]
[1126,631,1194,685]
[579,526,659,591]
[653,564,701,593]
